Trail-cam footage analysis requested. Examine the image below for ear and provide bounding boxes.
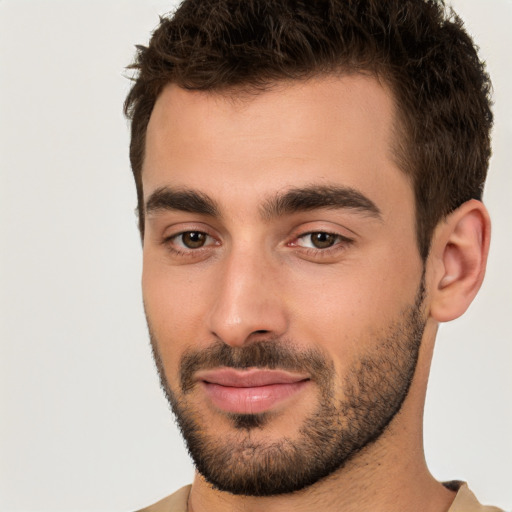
[428,199,491,322]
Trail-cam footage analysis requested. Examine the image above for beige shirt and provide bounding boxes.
[136,482,504,512]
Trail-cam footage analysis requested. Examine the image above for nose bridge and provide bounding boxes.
[207,241,288,346]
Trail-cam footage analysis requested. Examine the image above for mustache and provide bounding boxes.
[179,340,333,393]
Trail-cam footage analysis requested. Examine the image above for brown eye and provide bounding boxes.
[180,231,208,249]
[309,232,338,249]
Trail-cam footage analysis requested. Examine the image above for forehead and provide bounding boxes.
[143,75,412,219]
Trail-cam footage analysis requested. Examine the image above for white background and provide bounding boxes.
[0,1,510,510]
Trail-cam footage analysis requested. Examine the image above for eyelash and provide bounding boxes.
[290,231,354,256]
[160,231,217,260]
[161,230,353,259]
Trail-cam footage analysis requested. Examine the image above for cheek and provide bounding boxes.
[142,248,213,320]
[142,256,211,382]
[285,253,422,367]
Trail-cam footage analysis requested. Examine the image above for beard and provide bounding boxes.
[147,275,426,497]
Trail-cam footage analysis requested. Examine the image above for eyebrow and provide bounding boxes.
[144,184,381,220]
[145,187,220,217]
[261,185,381,220]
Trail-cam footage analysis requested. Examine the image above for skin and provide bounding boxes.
[141,75,490,512]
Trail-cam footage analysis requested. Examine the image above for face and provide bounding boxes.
[141,76,426,495]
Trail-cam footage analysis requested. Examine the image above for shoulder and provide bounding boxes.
[135,485,191,512]
[447,482,504,512]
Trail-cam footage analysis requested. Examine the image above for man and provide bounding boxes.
[124,1,502,510]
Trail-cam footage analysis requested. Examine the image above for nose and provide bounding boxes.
[207,246,289,347]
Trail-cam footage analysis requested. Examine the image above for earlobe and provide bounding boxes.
[429,199,491,323]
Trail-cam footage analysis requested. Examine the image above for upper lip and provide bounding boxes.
[195,368,310,387]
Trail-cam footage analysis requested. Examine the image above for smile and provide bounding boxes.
[195,368,311,414]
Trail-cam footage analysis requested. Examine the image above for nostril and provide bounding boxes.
[254,330,270,335]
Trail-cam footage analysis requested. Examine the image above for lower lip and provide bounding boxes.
[202,380,309,414]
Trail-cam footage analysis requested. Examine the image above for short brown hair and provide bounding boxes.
[124,0,493,259]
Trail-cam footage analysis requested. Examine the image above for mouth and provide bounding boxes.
[195,368,311,415]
